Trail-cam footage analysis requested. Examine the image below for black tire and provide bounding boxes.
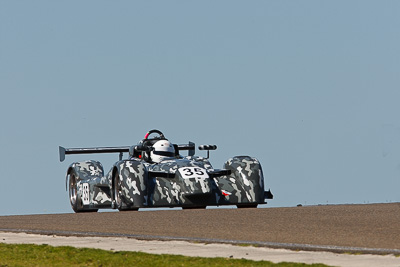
[69,171,98,213]
[69,172,82,212]
[113,171,124,211]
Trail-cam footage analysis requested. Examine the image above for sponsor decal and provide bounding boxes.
[221,190,231,196]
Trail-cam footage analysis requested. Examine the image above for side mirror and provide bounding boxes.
[129,145,153,159]
[199,145,217,151]
[135,145,153,152]
[129,145,135,158]
[198,145,217,158]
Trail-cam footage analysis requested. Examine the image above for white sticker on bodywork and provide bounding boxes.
[82,183,90,205]
[178,167,209,179]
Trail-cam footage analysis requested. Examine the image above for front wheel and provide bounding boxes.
[113,171,124,210]
[112,171,137,211]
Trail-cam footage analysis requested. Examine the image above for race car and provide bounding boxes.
[59,129,273,212]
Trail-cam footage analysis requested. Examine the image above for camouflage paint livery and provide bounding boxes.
[65,153,272,212]
[67,160,112,211]
[112,160,148,210]
[218,156,265,204]
[147,157,214,207]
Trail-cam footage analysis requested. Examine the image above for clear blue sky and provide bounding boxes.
[1,1,399,215]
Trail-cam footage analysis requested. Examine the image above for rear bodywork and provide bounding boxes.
[61,142,273,212]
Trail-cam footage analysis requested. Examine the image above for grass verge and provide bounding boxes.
[0,243,331,267]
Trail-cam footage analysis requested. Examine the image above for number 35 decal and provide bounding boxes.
[178,167,209,179]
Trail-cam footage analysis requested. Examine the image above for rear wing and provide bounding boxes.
[59,142,195,162]
[59,146,130,162]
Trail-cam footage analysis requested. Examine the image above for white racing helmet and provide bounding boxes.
[150,140,175,163]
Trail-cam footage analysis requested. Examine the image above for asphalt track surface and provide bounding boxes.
[1,203,400,254]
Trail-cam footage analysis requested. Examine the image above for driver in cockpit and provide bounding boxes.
[132,130,176,163]
[149,139,175,163]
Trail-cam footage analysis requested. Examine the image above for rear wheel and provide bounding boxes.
[69,171,97,213]
[69,172,83,212]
